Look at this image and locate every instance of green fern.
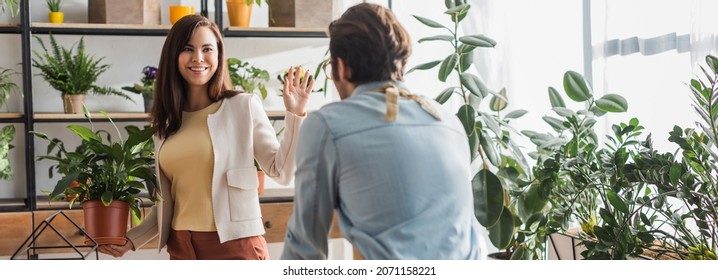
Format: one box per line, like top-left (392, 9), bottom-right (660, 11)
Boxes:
top-left (0, 68), bottom-right (20, 112)
top-left (31, 34), bottom-right (132, 101)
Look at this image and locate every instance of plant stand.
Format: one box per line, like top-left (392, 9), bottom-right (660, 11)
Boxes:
top-left (10, 211), bottom-right (98, 260)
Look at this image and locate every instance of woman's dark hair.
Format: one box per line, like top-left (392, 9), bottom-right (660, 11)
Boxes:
top-left (152, 14), bottom-right (237, 139)
top-left (328, 3), bottom-right (411, 84)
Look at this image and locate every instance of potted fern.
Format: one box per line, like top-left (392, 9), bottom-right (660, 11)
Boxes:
top-left (30, 108), bottom-right (157, 246)
top-left (31, 34), bottom-right (132, 114)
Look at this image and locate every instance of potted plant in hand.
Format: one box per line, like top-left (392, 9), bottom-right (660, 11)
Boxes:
top-left (122, 66), bottom-right (157, 113)
top-left (411, 1), bottom-right (539, 259)
top-left (30, 108), bottom-right (158, 246)
top-left (227, 57), bottom-right (270, 99)
top-left (46, 0), bottom-right (63, 24)
top-left (31, 34), bottom-right (132, 114)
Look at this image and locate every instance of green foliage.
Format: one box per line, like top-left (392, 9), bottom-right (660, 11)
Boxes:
top-left (122, 66), bottom-right (157, 99)
top-left (30, 107), bottom-right (157, 221)
top-left (524, 70), bottom-right (674, 259)
top-left (244, 0), bottom-right (268, 6)
top-left (0, 67), bottom-right (21, 112)
top-left (0, 125), bottom-right (15, 181)
top-left (46, 0), bottom-right (62, 12)
top-left (227, 57), bottom-right (270, 99)
top-left (0, 0), bottom-right (20, 17)
top-left (625, 55), bottom-right (718, 260)
top-left (31, 34), bottom-right (132, 101)
top-left (412, 0), bottom-right (539, 258)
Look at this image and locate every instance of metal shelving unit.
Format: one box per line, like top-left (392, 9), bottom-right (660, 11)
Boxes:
top-left (2, 1), bottom-right (320, 212)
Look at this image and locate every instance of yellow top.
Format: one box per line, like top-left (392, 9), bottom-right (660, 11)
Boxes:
top-left (159, 100), bottom-right (222, 232)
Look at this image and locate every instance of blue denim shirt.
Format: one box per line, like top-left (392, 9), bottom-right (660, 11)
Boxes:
top-left (281, 81), bottom-right (483, 260)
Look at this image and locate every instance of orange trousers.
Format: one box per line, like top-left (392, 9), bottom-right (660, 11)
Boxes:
top-left (167, 229), bottom-right (269, 260)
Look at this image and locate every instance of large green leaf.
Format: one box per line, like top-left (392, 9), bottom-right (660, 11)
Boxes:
top-left (406, 60), bottom-right (442, 74)
top-left (490, 88), bottom-right (508, 111)
top-left (563, 71), bottom-right (592, 102)
top-left (459, 35), bottom-right (497, 48)
top-left (460, 72), bottom-right (487, 97)
top-left (595, 94), bottom-right (628, 112)
top-left (67, 125), bottom-right (101, 142)
top-left (707, 54), bottom-right (718, 74)
top-left (456, 104), bottom-right (476, 135)
top-left (488, 206), bottom-right (515, 249)
top-left (459, 51), bottom-right (474, 73)
top-left (435, 87), bottom-right (455, 104)
top-left (548, 87), bottom-right (565, 108)
top-left (412, 15), bottom-right (448, 29)
top-left (418, 35), bottom-right (454, 43)
top-left (522, 184), bottom-right (549, 216)
top-left (468, 130), bottom-right (479, 161)
top-left (473, 169), bottom-right (504, 227)
top-left (543, 116), bottom-right (566, 132)
top-left (505, 109), bottom-right (527, 119)
top-left (439, 54), bottom-right (459, 82)
top-left (479, 132), bottom-right (499, 166)
top-left (606, 190), bottom-right (629, 214)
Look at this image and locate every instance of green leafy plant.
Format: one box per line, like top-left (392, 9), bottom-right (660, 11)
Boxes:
top-left (0, 0), bottom-right (20, 17)
top-left (522, 71), bottom-right (678, 259)
top-left (46, 0), bottom-right (62, 12)
top-left (411, 1), bottom-right (537, 259)
top-left (0, 67), bottom-right (21, 112)
top-left (122, 66), bottom-right (157, 99)
top-left (227, 57), bottom-right (270, 99)
top-left (30, 107), bottom-right (157, 220)
top-left (0, 125), bottom-right (16, 180)
top-left (625, 55), bottom-right (718, 260)
top-left (31, 34), bottom-right (132, 101)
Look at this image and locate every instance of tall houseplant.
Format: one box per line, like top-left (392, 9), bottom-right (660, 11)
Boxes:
top-left (31, 34), bottom-right (132, 114)
top-left (411, 1), bottom-right (537, 259)
top-left (30, 108), bottom-right (157, 245)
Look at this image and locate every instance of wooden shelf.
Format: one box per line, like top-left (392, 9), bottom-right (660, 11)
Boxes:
top-left (0, 113), bottom-right (24, 123)
top-left (224, 27), bottom-right (328, 38)
top-left (31, 22), bottom-right (170, 36)
top-left (34, 112), bottom-right (150, 123)
top-left (0, 23), bottom-right (21, 33)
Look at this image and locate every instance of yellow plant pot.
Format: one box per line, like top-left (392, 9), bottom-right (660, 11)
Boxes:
top-left (48, 12), bottom-right (64, 24)
top-left (226, 0), bottom-right (253, 27)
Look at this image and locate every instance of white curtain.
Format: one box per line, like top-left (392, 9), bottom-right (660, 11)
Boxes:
top-left (590, 0), bottom-right (694, 153)
top-left (690, 0), bottom-right (718, 69)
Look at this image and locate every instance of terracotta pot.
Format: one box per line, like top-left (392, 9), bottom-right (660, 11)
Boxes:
top-left (62, 94), bottom-right (86, 114)
top-left (226, 0), bottom-right (253, 27)
top-left (82, 200), bottom-right (130, 246)
top-left (49, 12), bottom-right (64, 24)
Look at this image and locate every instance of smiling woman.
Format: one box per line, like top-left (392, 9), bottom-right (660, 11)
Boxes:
top-left (96, 14), bottom-right (313, 260)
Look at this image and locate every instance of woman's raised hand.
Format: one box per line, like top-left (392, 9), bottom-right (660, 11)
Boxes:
top-left (282, 66), bottom-right (314, 116)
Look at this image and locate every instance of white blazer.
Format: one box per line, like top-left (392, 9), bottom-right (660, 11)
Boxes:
top-left (126, 93), bottom-right (304, 250)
